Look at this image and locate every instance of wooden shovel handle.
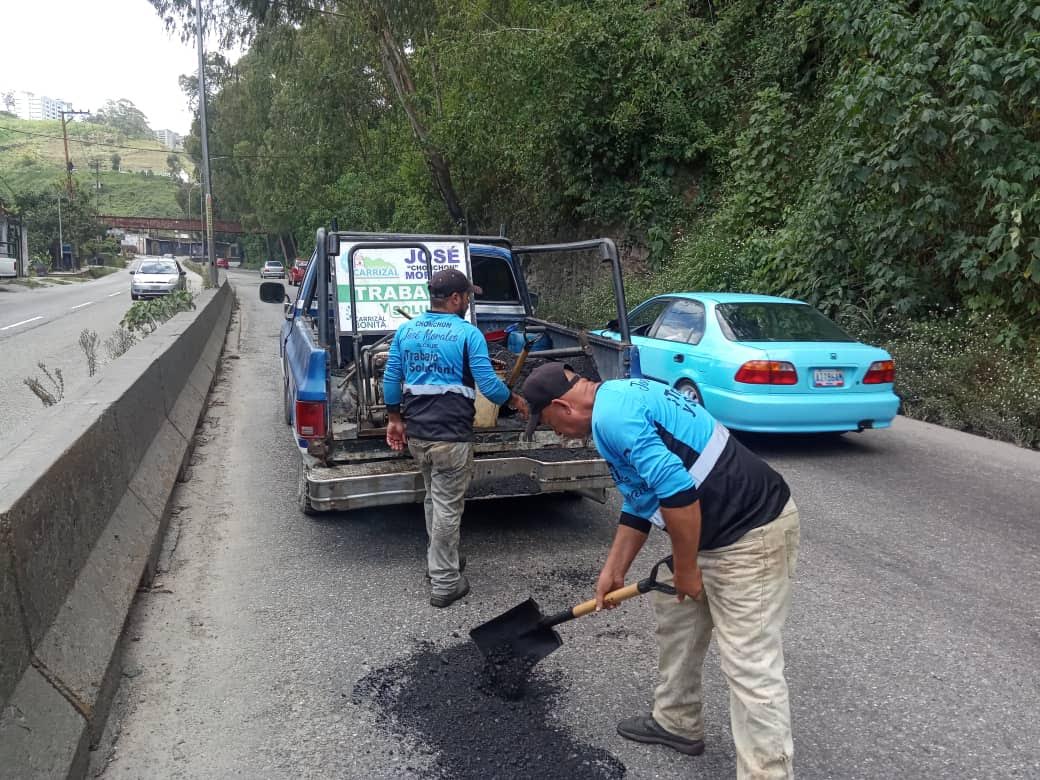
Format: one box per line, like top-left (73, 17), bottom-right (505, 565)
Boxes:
top-left (506, 343), bottom-right (533, 388)
top-left (571, 582), bottom-right (642, 618)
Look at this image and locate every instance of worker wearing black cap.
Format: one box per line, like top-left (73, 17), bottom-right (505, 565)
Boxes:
top-left (383, 268), bottom-right (528, 607)
top-left (521, 362), bottom-right (799, 779)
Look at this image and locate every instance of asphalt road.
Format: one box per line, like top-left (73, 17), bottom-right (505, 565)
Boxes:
top-left (93, 270), bottom-right (1040, 779)
top-left (0, 266), bottom-right (203, 445)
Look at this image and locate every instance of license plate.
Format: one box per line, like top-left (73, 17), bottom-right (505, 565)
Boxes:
top-left (813, 369), bottom-right (844, 387)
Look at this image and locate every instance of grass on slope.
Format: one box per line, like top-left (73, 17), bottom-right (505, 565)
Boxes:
top-left (0, 116), bottom-right (192, 218)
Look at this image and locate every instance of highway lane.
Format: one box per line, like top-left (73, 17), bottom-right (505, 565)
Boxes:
top-left (94, 273), bottom-right (1040, 779)
top-left (0, 266), bottom-right (204, 444)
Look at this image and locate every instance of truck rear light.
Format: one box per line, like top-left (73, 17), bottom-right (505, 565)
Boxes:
top-left (863, 360), bottom-right (895, 384)
top-left (735, 360), bottom-right (798, 385)
top-left (295, 401), bottom-right (326, 439)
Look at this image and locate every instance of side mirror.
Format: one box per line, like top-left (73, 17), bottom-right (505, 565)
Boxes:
top-left (528, 291), bottom-right (540, 310)
top-left (606, 318), bottom-right (619, 331)
top-left (179, 271), bottom-right (187, 276)
top-left (259, 281), bottom-right (287, 303)
top-left (128, 270), bottom-right (135, 275)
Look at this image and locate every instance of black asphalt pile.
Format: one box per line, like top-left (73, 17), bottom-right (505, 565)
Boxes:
top-left (479, 644), bottom-right (540, 701)
top-left (353, 641), bottom-right (626, 779)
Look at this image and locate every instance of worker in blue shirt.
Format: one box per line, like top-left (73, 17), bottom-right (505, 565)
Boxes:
top-left (384, 268), bottom-right (528, 608)
top-left (522, 362), bottom-right (799, 780)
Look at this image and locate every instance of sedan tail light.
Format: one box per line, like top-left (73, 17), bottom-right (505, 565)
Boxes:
top-left (295, 400), bottom-right (327, 439)
top-left (735, 360), bottom-right (798, 385)
top-left (863, 360), bottom-right (895, 384)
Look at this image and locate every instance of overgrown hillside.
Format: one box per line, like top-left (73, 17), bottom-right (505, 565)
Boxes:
top-left (0, 117), bottom-right (191, 218)
top-left (160, 0), bottom-right (1040, 445)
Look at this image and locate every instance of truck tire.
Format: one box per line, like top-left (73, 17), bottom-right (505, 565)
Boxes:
top-left (297, 467), bottom-right (317, 516)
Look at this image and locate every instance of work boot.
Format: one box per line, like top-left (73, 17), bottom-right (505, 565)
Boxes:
top-left (425, 555), bottom-right (467, 580)
top-left (617, 715), bottom-right (705, 756)
top-left (430, 575), bottom-right (470, 609)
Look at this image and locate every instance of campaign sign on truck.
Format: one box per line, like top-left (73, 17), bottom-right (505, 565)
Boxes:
top-left (334, 240), bottom-right (472, 333)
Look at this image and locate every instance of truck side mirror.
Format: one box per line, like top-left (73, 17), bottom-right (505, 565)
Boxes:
top-left (259, 281), bottom-right (286, 303)
top-left (606, 318), bottom-right (619, 331)
top-left (528, 291), bottom-right (540, 310)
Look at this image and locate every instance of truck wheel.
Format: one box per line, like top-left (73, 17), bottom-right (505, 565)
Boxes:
top-left (676, 379), bottom-right (703, 406)
top-left (297, 467), bottom-right (317, 516)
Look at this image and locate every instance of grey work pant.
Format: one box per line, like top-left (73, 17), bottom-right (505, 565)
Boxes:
top-left (407, 438), bottom-right (473, 595)
top-left (652, 499), bottom-right (801, 779)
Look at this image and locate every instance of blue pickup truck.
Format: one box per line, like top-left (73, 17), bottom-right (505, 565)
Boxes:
top-left (259, 230), bottom-right (636, 515)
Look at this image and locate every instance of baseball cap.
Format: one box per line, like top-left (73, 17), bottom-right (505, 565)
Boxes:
top-left (521, 362), bottom-right (579, 438)
top-left (428, 268), bottom-right (482, 297)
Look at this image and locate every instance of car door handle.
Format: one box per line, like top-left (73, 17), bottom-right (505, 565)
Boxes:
top-left (673, 354), bottom-right (684, 363)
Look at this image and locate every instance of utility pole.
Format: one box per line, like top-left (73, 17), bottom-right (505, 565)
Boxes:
top-left (57, 191), bottom-right (64, 270)
top-left (196, 0), bottom-right (218, 286)
top-left (59, 109), bottom-right (90, 198)
top-left (92, 159), bottom-right (102, 215)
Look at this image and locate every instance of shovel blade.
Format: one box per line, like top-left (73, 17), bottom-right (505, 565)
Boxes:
top-left (469, 597), bottom-right (563, 665)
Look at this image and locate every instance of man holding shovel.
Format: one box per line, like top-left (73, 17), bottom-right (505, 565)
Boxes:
top-left (521, 363), bottom-right (799, 779)
top-left (384, 268), bottom-right (528, 608)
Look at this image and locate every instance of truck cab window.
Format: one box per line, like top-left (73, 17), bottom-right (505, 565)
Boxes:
top-left (472, 256), bottom-right (520, 302)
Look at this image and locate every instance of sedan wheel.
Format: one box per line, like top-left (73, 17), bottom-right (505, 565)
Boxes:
top-left (676, 380), bottom-right (703, 406)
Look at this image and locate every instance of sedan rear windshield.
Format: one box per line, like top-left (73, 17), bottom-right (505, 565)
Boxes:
top-left (138, 262), bottom-right (178, 274)
top-left (716, 302), bottom-right (854, 342)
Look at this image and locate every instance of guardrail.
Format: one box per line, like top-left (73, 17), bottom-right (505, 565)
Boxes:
top-left (0, 280), bottom-right (234, 778)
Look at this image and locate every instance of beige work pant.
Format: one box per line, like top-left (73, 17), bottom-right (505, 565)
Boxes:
top-left (651, 499), bottom-right (800, 780)
top-left (407, 438), bottom-right (473, 595)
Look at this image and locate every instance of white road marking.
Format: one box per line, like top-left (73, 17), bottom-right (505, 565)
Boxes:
top-left (71, 301), bottom-right (95, 310)
top-left (0, 316), bottom-right (44, 331)
top-left (108, 291), bottom-right (124, 298)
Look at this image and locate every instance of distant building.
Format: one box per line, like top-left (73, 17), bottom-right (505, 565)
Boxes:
top-left (154, 129), bottom-right (183, 150)
top-left (13, 91), bottom-right (71, 121)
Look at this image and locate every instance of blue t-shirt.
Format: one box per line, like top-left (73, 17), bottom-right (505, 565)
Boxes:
top-left (383, 311), bottom-right (510, 441)
top-left (592, 379), bottom-right (790, 549)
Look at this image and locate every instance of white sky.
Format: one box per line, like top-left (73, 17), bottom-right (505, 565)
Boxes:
top-left (2, 0), bottom-right (240, 135)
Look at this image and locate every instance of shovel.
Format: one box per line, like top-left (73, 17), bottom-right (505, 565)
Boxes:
top-left (470, 556), bottom-right (676, 671)
top-left (505, 332), bottom-right (540, 389)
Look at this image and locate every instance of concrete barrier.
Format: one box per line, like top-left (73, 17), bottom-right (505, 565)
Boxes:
top-left (0, 280), bottom-right (234, 778)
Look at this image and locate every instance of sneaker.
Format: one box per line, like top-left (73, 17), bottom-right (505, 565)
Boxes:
top-left (425, 554), bottom-right (467, 580)
top-left (430, 575), bottom-right (470, 608)
top-left (617, 715), bottom-right (705, 756)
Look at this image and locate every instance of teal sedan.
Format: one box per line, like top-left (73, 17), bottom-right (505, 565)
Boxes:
top-left (600, 293), bottom-right (900, 434)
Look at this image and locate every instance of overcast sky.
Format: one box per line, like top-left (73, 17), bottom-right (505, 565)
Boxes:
top-left (3, 0), bottom-right (239, 134)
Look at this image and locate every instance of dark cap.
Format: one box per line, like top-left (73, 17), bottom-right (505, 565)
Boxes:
top-left (521, 362), bottom-right (578, 438)
top-left (428, 268), bottom-right (481, 298)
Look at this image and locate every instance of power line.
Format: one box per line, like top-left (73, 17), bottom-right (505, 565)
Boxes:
top-left (0, 123), bottom-right (298, 161)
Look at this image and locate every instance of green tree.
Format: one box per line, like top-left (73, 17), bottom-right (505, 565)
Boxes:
top-left (95, 98), bottom-right (153, 138)
top-left (110, 152), bottom-right (121, 172)
top-left (16, 183), bottom-right (100, 265)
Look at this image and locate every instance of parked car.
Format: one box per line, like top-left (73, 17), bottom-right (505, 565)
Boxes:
top-left (288, 257), bottom-right (308, 286)
top-left (216, 257), bottom-right (229, 269)
top-left (599, 292), bottom-right (900, 434)
top-left (130, 258), bottom-right (187, 300)
top-left (260, 260), bottom-right (285, 279)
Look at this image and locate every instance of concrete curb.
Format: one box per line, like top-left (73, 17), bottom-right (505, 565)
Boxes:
top-left (0, 280), bottom-right (234, 778)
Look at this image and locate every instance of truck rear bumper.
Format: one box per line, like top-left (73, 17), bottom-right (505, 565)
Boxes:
top-left (306, 451), bottom-right (613, 512)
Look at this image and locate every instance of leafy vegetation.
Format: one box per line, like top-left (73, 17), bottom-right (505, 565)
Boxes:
top-left (121, 290), bottom-right (197, 335)
top-left (153, 0), bottom-right (1040, 445)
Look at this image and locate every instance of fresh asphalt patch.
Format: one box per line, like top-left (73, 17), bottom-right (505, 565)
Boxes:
top-left (353, 640), bottom-right (626, 779)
